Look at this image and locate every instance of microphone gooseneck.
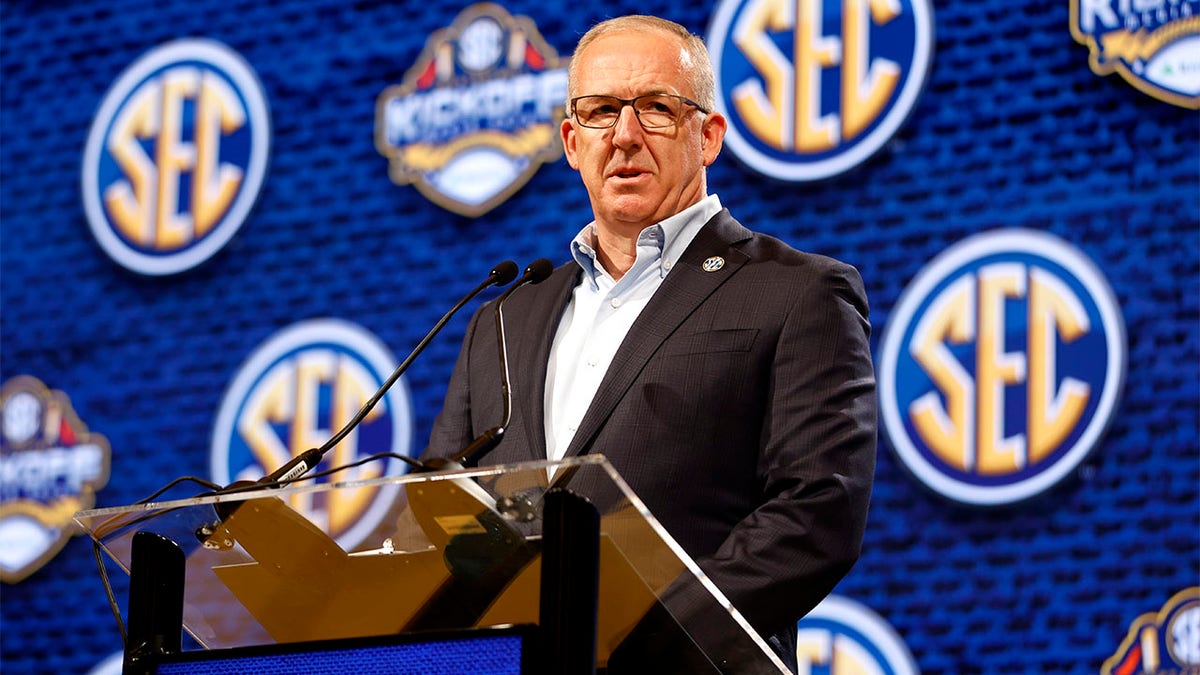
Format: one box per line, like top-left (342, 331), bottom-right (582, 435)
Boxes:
top-left (218, 260), bottom-right (520, 494)
top-left (447, 258), bottom-right (554, 469)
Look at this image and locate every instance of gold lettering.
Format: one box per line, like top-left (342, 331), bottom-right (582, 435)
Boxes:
top-left (732, 0), bottom-right (795, 150)
top-left (975, 264), bottom-right (1027, 475)
top-left (104, 85), bottom-right (160, 245)
top-left (155, 68), bottom-right (199, 251)
top-left (236, 364), bottom-right (296, 485)
top-left (794, 0), bottom-right (841, 151)
top-left (1028, 269), bottom-right (1091, 462)
top-left (842, 0), bottom-right (901, 139)
top-left (327, 358), bottom-right (385, 532)
top-left (909, 277), bottom-right (975, 470)
top-left (192, 72), bottom-right (244, 237)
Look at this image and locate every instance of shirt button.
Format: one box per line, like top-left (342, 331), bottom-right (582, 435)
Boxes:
top-left (664, 260), bottom-right (674, 270)
top-left (611, 297), bottom-right (622, 308)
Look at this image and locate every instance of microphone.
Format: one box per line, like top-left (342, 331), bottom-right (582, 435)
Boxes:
top-left (218, 260), bottom-right (520, 494)
top-left (425, 258), bottom-right (554, 471)
top-left (401, 259), bottom-right (554, 627)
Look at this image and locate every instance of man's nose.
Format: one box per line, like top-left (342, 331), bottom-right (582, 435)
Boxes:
top-left (611, 105), bottom-right (644, 147)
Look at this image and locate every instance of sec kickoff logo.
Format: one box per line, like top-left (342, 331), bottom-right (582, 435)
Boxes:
top-left (0, 376), bottom-right (110, 583)
top-left (1070, 0), bottom-right (1200, 109)
top-left (82, 39), bottom-right (270, 275)
top-left (879, 229), bottom-right (1127, 506)
top-left (375, 3), bottom-right (568, 217)
top-left (797, 595), bottom-right (919, 675)
top-left (1103, 587), bottom-right (1200, 674)
top-left (707, 0), bottom-right (934, 182)
top-left (211, 319), bottom-right (413, 550)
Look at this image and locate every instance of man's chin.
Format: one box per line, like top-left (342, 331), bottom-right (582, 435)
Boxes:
top-left (598, 205), bottom-right (660, 231)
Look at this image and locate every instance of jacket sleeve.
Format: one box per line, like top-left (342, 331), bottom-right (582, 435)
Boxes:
top-left (422, 303), bottom-right (486, 461)
top-left (697, 258), bottom-right (877, 632)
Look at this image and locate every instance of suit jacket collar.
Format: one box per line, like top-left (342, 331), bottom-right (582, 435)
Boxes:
top-left (561, 209), bottom-right (753, 458)
top-left (504, 209), bottom-right (753, 461)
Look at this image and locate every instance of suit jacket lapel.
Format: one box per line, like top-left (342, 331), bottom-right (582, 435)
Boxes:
top-left (509, 263), bottom-right (579, 461)
top-left (563, 211), bottom-right (754, 458)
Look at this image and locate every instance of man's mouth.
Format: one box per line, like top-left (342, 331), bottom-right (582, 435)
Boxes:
top-left (611, 168), bottom-right (646, 179)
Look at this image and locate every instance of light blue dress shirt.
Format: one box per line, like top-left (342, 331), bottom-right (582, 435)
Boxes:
top-left (543, 194), bottom-right (724, 461)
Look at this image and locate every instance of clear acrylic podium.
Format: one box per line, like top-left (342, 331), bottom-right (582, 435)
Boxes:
top-left (75, 455), bottom-right (788, 674)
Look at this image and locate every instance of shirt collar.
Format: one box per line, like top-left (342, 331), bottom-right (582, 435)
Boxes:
top-left (570, 194), bottom-right (723, 288)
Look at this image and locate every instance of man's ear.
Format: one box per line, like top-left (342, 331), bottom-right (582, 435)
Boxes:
top-left (561, 117), bottom-right (580, 170)
top-left (700, 111), bottom-right (727, 167)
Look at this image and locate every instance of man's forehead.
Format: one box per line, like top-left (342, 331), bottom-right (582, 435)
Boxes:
top-left (575, 33), bottom-right (694, 85)
top-left (582, 30), bottom-right (690, 64)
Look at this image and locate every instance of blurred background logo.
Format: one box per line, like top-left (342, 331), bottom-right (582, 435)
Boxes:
top-left (375, 3), bottom-right (568, 217)
top-left (707, 0), bottom-right (934, 181)
top-left (210, 319), bottom-right (413, 550)
top-left (879, 229), bottom-right (1127, 506)
top-left (0, 376), bottom-right (110, 582)
top-left (81, 39), bottom-right (271, 276)
top-left (1070, 0), bottom-right (1200, 109)
top-left (797, 594), bottom-right (919, 675)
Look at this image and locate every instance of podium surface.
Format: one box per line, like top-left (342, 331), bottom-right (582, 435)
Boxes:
top-left (75, 455), bottom-right (789, 673)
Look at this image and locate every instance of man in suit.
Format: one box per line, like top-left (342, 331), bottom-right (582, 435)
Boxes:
top-left (424, 14), bottom-right (876, 672)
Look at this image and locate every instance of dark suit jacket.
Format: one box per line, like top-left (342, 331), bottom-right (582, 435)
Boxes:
top-left (424, 209), bottom-right (877, 672)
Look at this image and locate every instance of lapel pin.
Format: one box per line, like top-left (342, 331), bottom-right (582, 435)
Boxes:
top-left (702, 256), bottom-right (725, 272)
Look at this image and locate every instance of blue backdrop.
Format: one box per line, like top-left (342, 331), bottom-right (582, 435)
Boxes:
top-left (2, 0), bottom-right (1197, 672)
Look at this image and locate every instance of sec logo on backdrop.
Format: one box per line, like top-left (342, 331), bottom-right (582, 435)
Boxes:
top-left (797, 595), bottom-right (918, 674)
top-left (707, 0), bottom-right (934, 181)
top-left (878, 229), bottom-right (1126, 506)
top-left (82, 39), bottom-right (270, 275)
top-left (1103, 587), bottom-right (1200, 674)
top-left (1070, 0), bottom-right (1200, 109)
top-left (211, 319), bottom-right (413, 550)
top-left (0, 376), bottom-right (110, 583)
top-left (375, 3), bottom-right (567, 217)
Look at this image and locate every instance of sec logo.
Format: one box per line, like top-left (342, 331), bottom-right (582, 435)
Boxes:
top-left (707, 0), bottom-right (934, 182)
top-left (798, 595), bottom-right (919, 674)
top-left (375, 4), bottom-right (567, 217)
top-left (0, 376), bottom-right (110, 583)
top-left (878, 229), bottom-right (1126, 506)
top-left (211, 319), bottom-right (413, 550)
top-left (1103, 588), bottom-right (1200, 674)
top-left (81, 39), bottom-right (270, 275)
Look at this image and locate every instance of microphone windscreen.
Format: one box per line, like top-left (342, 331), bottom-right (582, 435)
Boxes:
top-left (491, 260), bottom-right (519, 285)
top-left (526, 258), bottom-right (554, 283)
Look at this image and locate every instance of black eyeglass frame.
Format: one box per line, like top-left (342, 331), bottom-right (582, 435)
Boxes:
top-left (569, 94), bottom-right (710, 129)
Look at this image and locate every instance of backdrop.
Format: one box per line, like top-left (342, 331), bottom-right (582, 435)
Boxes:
top-left (2, 0), bottom-right (1197, 672)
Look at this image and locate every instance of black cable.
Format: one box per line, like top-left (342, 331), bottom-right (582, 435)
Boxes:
top-left (212, 451), bottom-right (426, 496)
top-left (293, 452), bottom-right (426, 484)
top-left (93, 539), bottom-right (127, 647)
top-left (88, 453), bottom-right (423, 643)
top-left (135, 475), bottom-right (223, 505)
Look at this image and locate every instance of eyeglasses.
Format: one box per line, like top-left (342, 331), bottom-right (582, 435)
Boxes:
top-left (570, 94), bottom-right (709, 129)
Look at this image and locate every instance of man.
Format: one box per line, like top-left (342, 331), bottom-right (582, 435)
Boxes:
top-left (424, 15), bottom-right (876, 672)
